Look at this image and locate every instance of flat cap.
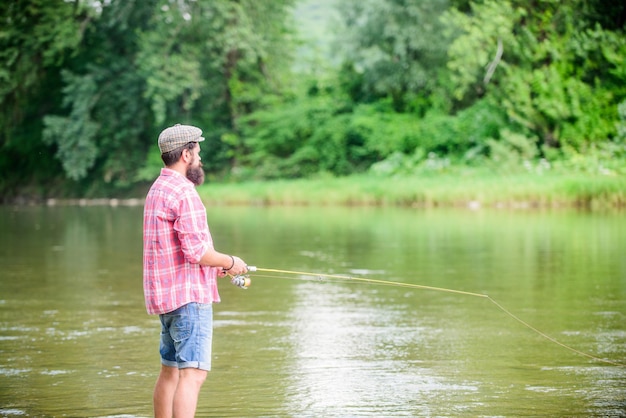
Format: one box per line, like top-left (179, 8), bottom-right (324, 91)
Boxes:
top-left (158, 124), bottom-right (205, 154)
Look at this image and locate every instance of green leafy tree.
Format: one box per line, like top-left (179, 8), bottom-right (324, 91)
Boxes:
top-left (136, 0), bottom-right (296, 177)
top-left (335, 0), bottom-right (451, 112)
top-left (442, 0), bottom-right (518, 102)
top-left (42, 70), bottom-right (99, 181)
top-left (2, 0), bottom-right (295, 197)
top-left (0, 0), bottom-right (93, 196)
top-left (41, 0), bottom-right (156, 192)
top-left (444, 0), bottom-right (626, 158)
top-left (0, 0), bottom-right (89, 132)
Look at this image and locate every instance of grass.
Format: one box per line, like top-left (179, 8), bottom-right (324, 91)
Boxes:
top-left (198, 169), bottom-right (626, 210)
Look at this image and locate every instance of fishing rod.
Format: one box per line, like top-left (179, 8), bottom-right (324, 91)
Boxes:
top-left (230, 266), bottom-right (624, 368)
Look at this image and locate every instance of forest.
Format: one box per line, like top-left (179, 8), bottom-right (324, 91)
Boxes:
top-left (1, 0), bottom-right (625, 201)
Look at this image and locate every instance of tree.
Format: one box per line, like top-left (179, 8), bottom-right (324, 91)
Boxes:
top-left (2, 0), bottom-right (295, 197)
top-left (335, 0), bottom-right (451, 112)
top-left (42, 0), bottom-right (157, 191)
top-left (0, 0), bottom-right (92, 196)
top-left (444, 0), bottom-right (626, 154)
top-left (136, 0), bottom-right (296, 176)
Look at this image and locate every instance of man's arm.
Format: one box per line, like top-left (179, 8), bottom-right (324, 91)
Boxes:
top-left (198, 247), bottom-right (248, 275)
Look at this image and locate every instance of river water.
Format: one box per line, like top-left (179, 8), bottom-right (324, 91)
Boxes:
top-left (0, 204), bottom-right (624, 417)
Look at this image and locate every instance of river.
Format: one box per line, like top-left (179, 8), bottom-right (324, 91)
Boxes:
top-left (1, 204), bottom-right (624, 417)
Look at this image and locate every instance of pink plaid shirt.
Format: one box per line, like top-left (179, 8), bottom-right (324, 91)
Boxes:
top-left (143, 168), bottom-right (220, 315)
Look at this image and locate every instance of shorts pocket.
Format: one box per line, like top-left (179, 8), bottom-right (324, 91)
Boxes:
top-left (170, 310), bottom-right (191, 342)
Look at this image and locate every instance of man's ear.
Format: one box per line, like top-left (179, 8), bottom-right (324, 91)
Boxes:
top-left (181, 148), bottom-right (191, 163)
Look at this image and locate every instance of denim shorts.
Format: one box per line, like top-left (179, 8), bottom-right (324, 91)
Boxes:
top-left (159, 302), bottom-right (213, 371)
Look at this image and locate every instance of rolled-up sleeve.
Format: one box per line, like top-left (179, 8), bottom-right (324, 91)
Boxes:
top-left (175, 192), bottom-right (212, 264)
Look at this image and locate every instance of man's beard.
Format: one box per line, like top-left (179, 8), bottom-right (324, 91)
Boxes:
top-left (186, 164), bottom-right (205, 186)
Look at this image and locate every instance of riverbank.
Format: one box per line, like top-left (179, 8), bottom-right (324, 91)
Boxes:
top-left (4, 170), bottom-right (624, 210)
top-left (198, 171), bottom-right (626, 209)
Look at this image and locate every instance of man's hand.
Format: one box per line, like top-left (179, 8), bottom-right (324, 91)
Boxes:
top-left (224, 255), bottom-right (248, 276)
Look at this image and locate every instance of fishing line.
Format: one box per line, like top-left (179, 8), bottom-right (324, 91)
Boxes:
top-left (239, 266), bottom-right (624, 367)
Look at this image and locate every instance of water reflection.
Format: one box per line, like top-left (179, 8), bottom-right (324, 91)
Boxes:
top-left (286, 282), bottom-right (480, 416)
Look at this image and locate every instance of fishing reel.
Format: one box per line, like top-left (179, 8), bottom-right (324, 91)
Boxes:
top-left (230, 266), bottom-right (256, 289)
top-left (230, 275), bottom-right (251, 289)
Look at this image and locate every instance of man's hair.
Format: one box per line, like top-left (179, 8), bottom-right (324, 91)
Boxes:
top-left (161, 142), bottom-right (197, 166)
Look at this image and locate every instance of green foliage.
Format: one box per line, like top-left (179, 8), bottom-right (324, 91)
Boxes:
top-left (1, 0), bottom-right (296, 197)
top-left (0, 0), bottom-right (89, 118)
top-left (336, 0), bottom-right (451, 110)
top-left (549, 100), bottom-right (626, 176)
top-left (39, 1), bottom-right (158, 191)
top-left (485, 130), bottom-right (539, 173)
top-left (1, 0), bottom-right (625, 199)
top-left (617, 101), bottom-right (626, 143)
top-left (443, 0), bottom-right (519, 101)
top-left (0, 0), bottom-right (94, 196)
top-left (42, 61), bottom-right (150, 185)
top-left (240, 95), bottom-right (513, 179)
top-left (240, 95), bottom-right (348, 179)
top-left (241, 96), bottom-right (414, 179)
top-left (136, 0), bottom-right (296, 174)
top-left (137, 0), bottom-right (295, 124)
top-left (42, 70), bottom-right (100, 180)
top-left (135, 146), bottom-right (164, 183)
top-left (368, 99), bottom-right (512, 175)
top-left (443, 0), bottom-right (626, 160)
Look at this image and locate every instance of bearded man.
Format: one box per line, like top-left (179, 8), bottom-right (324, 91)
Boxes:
top-left (143, 124), bottom-right (249, 417)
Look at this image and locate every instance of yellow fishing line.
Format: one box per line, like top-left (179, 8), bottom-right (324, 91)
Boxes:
top-left (251, 267), bottom-right (625, 368)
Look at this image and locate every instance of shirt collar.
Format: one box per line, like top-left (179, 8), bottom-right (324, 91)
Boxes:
top-left (161, 167), bottom-right (193, 184)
